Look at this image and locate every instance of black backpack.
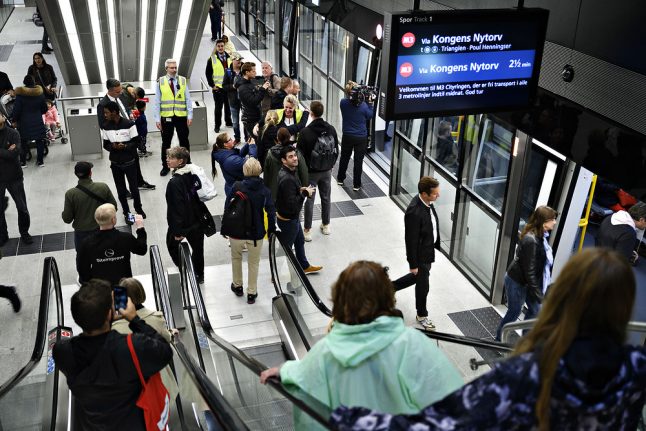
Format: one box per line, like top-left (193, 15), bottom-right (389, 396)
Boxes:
top-left (310, 131), bottom-right (338, 171)
top-left (220, 183), bottom-right (255, 241)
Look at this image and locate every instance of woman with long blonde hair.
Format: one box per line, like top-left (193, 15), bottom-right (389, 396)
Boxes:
top-left (331, 248), bottom-right (646, 429)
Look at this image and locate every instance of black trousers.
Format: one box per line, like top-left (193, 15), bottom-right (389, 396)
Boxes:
top-left (161, 116), bottom-right (190, 169)
top-left (0, 180), bottom-right (30, 239)
top-left (110, 163), bottom-right (142, 215)
top-left (74, 229), bottom-right (95, 277)
top-left (392, 263), bottom-right (431, 317)
top-left (212, 90), bottom-right (232, 130)
top-left (166, 228), bottom-right (205, 278)
top-left (337, 134), bottom-right (367, 188)
top-left (209, 9), bottom-right (222, 40)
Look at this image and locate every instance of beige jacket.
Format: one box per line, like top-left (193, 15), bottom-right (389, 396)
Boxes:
top-left (112, 307), bottom-right (179, 401)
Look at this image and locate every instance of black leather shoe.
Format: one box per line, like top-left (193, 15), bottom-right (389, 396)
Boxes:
top-left (138, 181), bottom-right (156, 190)
top-left (20, 233), bottom-right (34, 245)
top-left (247, 293), bottom-right (257, 304)
top-left (230, 283), bottom-right (243, 297)
top-left (160, 167), bottom-right (170, 176)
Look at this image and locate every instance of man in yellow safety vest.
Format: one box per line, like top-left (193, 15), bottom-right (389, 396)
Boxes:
top-left (205, 39), bottom-right (232, 134)
top-left (154, 58), bottom-right (193, 176)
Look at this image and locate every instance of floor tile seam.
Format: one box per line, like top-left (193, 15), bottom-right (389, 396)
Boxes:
top-left (468, 308), bottom-right (497, 339)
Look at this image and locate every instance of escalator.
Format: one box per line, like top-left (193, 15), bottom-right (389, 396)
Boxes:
top-left (0, 257), bottom-right (70, 430)
top-left (150, 243), bottom-right (334, 430)
top-left (164, 235), bottom-right (516, 430)
top-left (0, 255), bottom-right (259, 430)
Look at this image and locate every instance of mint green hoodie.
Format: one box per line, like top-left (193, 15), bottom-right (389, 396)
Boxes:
top-left (280, 316), bottom-right (463, 430)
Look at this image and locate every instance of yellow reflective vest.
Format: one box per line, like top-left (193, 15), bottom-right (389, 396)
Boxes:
top-left (210, 55), bottom-right (231, 88)
top-left (159, 76), bottom-right (187, 117)
top-left (276, 108), bottom-right (303, 125)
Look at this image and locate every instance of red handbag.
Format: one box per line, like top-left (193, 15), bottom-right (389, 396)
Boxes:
top-left (127, 334), bottom-right (170, 431)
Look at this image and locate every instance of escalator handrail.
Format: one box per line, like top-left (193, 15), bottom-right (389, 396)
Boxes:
top-left (178, 242), bottom-right (213, 333)
top-left (418, 329), bottom-right (514, 352)
top-left (176, 242), bottom-right (334, 429)
top-left (149, 245), bottom-right (176, 329)
top-left (268, 233), bottom-right (332, 317)
top-left (173, 340), bottom-right (250, 431)
top-left (0, 257), bottom-right (64, 397)
top-left (150, 245), bottom-right (250, 431)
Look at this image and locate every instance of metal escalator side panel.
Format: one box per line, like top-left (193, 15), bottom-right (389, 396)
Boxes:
top-left (272, 294), bottom-right (313, 360)
top-left (44, 326), bottom-right (73, 431)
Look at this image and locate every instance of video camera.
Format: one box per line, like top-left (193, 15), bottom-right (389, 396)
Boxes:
top-left (349, 84), bottom-right (378, 106)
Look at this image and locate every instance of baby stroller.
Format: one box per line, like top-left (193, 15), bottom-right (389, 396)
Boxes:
top-left (46, 122), bottom-right (68, 145)
top-left (23, 138), bottom-right (49, 162)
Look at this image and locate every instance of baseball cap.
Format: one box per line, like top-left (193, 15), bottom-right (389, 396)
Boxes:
top-left (74, 161), bottom-right (93, 177)
top-left (231, 52), bottom-right (244, 61)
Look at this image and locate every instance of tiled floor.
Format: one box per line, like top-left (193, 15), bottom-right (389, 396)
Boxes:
top-left (0, 8), bottom-right (500, 389)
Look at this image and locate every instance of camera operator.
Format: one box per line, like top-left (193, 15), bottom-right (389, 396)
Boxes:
top-left (337, 81), bottom-right (374, 191)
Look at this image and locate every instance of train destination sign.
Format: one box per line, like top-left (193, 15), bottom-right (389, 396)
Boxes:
top-left (379, 8), bottom-right (549, 120)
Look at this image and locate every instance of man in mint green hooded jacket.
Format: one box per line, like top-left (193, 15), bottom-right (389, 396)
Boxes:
top-left (260, 261), bottom-right (463, 430)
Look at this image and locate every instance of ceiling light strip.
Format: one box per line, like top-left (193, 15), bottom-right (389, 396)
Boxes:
top-left (150, 0), bottom-right (166, 81)
top-left (138, 0), bottom-right (148, 82)
top-left (58, 0), bottom-right (89, 84)
top-left (107, 0), bottom-right (119, 79)
top-left (172, 0), bottom-right (192, 68)
top-left (87, 0), bottom-right (107, 83)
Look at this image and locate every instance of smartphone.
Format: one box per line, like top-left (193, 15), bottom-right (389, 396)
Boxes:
top-left (127, 213), bottom-right (135, 224)
top-left (113, 286), bottom-right (128, 312)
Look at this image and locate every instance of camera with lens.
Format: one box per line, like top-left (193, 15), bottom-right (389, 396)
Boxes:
top-left (349, 84), bottom-right (378, 106)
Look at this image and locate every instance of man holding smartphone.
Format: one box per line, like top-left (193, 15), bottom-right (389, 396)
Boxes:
top-left (78, 203), bottom-right (147, 285)
top-left (275, 145), bottom-right (322, 274)
top-left (53, 279), bottom-right (172, 429)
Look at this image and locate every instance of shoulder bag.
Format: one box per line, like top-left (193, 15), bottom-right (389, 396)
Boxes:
top-left (76, 184), bottom-right (109, 204)
top-left (127, 333), bottom-right (171, 431)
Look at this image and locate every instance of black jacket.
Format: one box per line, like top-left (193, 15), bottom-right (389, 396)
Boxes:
top-left (275, 166), bottom-right (307, 220)
top-left (53, 317), bottom-right (172, 431)
top-left (78, 228), bottom-right (148, 284)
top-left (237, 77), bottom-right (266, 124)
top-left (12, 85), bottom-right (47, 140)
top-left (166, 168), bottom-right (201, 237)
top-left (27, 63), bottom-right (57, 99)
top-left (507, 233), bottom-right (546, 302)
top-left (222, 67), bottom-right (242, 109)
top-left (259, 124), bottom-right (278, 167)
top-left (596, 214), bottom-right (637, 261)
top-left (230, 177), bottom-right (277, 240)
top-left (403, 195), bottom-right (440, 269)
top-left (298, 118), bottom-right (339, 173)
top-left (0, 126), bottom-right (22, 183)
top-left (101, 118), bottom-right (140, 166)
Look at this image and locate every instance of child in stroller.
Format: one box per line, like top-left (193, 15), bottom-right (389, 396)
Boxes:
top-left (42, 99), bottom-right (67, 144)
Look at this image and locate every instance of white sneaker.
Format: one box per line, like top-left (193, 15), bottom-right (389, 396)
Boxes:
top-left (303, 230), bottom-right (312, 242)
top-left (416, 315), bottom-right (436, 331)
top-left (320, 224), bottom-right (330, 235)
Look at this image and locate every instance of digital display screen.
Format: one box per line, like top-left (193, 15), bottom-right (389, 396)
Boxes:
top-left (379, 9), bottom-right (549, 120)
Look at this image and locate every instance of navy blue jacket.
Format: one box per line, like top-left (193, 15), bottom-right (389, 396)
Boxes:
top-left (12, 85), bottom-right (47, 140)
top-left (230, 176), bottom-right (276, 240)
top-left (213, 143), bottom-right (258, 200)
top-left (339, 98), bottom-right (373, 137)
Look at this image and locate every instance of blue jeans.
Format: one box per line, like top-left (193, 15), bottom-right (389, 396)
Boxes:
top-left (230, 105), bottom-right (241, 141)
top-left (495, 274), bottom-right (541, 341)
top-left (276, 218), bottom-right (310, 270)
